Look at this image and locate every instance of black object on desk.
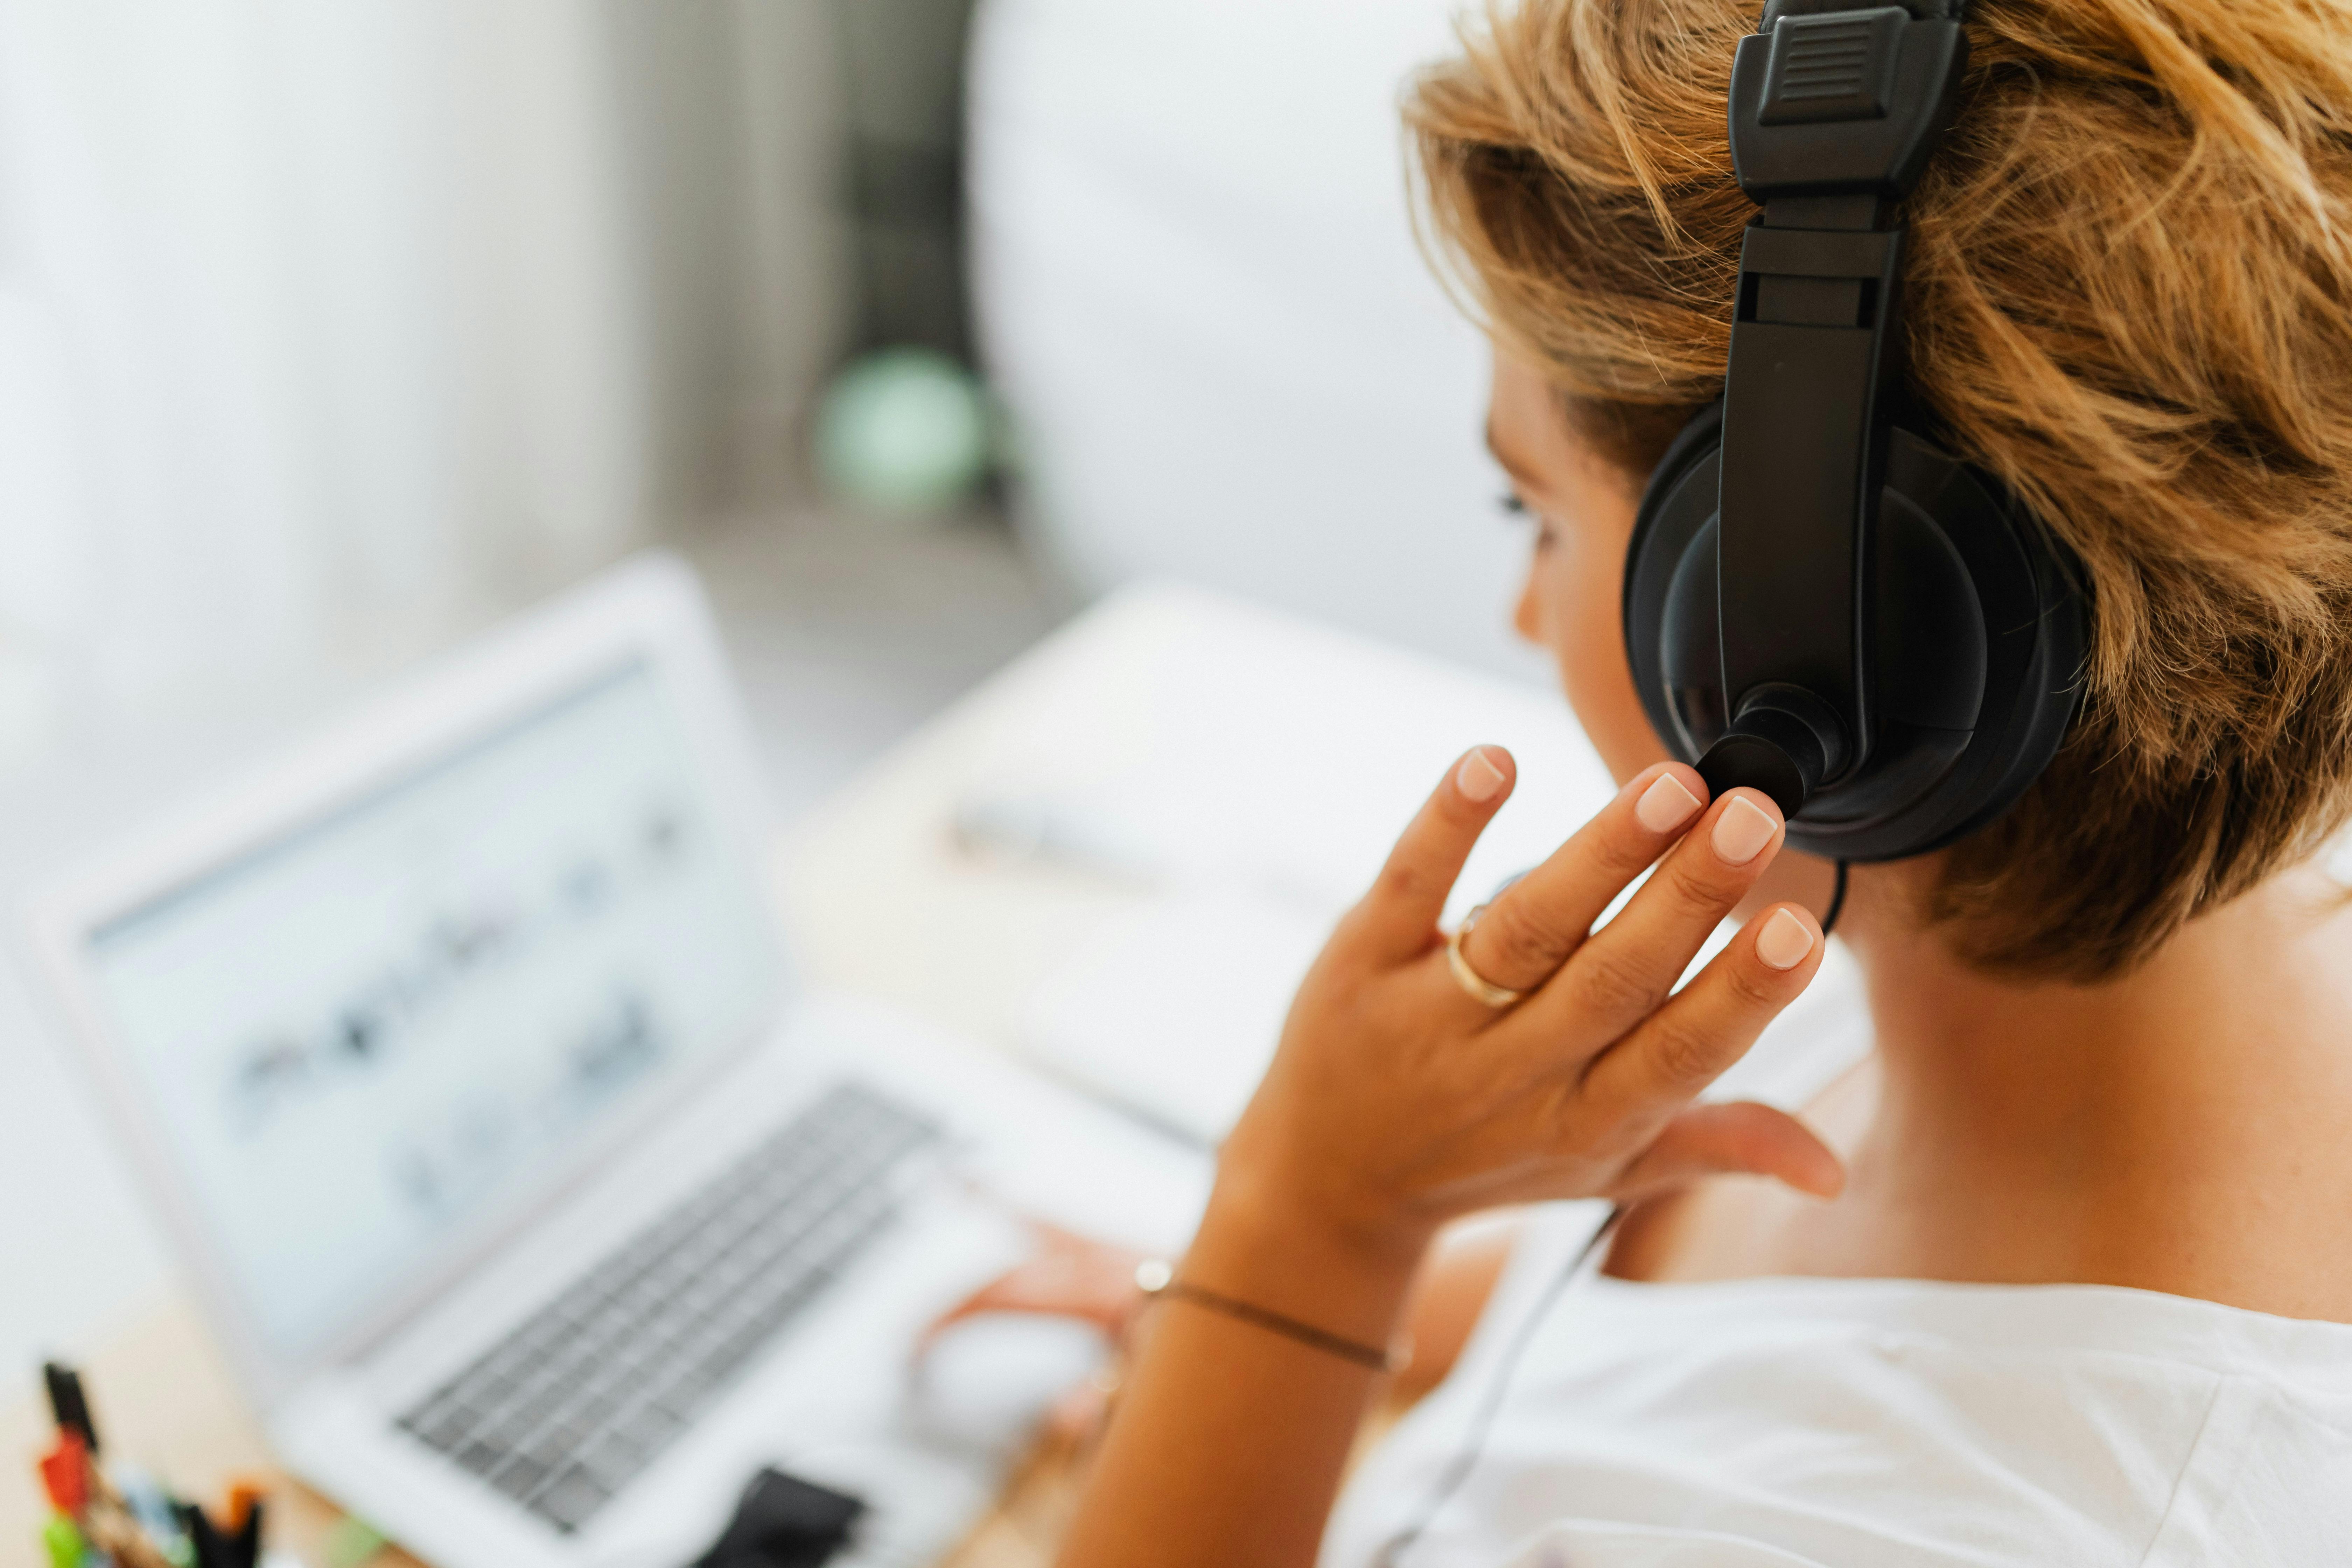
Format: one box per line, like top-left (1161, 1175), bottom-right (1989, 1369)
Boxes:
top-left (688, 1468), bottom-right (866, 1568)
top-left (44, 1361), bottom-right (100, 1454)
top-left (178, 1499), bottom-right (265, 1568)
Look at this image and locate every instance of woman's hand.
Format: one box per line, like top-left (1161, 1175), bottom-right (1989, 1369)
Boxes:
top-left (924, 1222), bottom-right (1149, 1345)
top-left (1057, 752), bottom-right (1835, 1568)
top-left (1210, 750), bottom-right (1839, 1284)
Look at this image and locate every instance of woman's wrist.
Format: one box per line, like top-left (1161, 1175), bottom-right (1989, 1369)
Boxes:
top-left (1180, 1161), bottom-right (1432, 1354)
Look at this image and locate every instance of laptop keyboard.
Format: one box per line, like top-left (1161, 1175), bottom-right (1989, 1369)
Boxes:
top-left (396, 1081), bottom-right (943, 1533)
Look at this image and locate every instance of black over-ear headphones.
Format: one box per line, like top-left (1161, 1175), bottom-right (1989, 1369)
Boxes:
top-left (1623, 0), bottom-right (2087, 863)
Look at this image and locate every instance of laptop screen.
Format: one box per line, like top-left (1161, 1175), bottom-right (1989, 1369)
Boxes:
top-left (83, 658), bottom-right (785, 1361)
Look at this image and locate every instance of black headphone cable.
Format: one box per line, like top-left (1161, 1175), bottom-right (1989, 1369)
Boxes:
top-left (1375, 840), bottom-right (1847, 1561)
top-left (1372, 1205), bottom-right (1626, 1567)
top-left (1376, 855), bottom-right (1847, 1562)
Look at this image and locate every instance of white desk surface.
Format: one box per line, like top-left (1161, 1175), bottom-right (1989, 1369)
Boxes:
top-left (1, 582), bottom-right (1596, 1566)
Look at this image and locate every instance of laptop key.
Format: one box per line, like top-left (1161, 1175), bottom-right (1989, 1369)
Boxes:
top-left (530, 1464), bottom-right (610, 1533)
top-left (488, 1452), bottom-right (551, 1501)
top-left (615, 1402), bottom-right (685, 1450)
top-left (454, 1439), bottom-right (505, 1478)
top-left (577, 1432), bottom-right (644, 1489)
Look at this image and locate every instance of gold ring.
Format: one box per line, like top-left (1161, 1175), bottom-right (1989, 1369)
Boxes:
top-left (1445, 903), bottom-right (1525, 1009)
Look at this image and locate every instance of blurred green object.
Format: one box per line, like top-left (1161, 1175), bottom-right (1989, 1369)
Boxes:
top-left (813, 347), bottom-right (992, 517)
top-left (320, 1514), bottom-right (388, 1568)
top-left (41, 1513), bottom-right (82, 1568)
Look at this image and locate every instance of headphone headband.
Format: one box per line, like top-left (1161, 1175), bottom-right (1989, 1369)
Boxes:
top-left (1700, 1), bottom-right (1970, 813)
top-left (1733, 2), bottom-right (1968, 206)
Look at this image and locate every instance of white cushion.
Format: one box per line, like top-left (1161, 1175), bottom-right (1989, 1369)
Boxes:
top-left (968, 0), bottom-right (1548, 678)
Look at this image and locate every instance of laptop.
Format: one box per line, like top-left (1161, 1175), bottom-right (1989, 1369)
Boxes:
top-left (22, 553), bottom-right (1208, 1567)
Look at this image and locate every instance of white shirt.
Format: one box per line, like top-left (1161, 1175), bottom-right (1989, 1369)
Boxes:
top-left (1323, 948), bottom-right (2352, 1566)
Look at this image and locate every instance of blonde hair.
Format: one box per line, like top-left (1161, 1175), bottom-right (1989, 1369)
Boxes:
top-left (1410, 0), bottom-right (2352, 981)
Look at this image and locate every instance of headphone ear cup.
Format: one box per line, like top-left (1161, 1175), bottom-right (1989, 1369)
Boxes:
top-left (1624, 408), bottom-right (2085, 862)
top-left (1625, 404), bottom-right (1728, 769)
top-left (1861, 429), bottom-right (2086, 858)
top-left (1659, 517), bottom-right (1726, 756)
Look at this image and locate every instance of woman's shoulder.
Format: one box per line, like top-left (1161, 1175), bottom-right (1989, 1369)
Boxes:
top-left (1330, 1272), bottom-right (2352, 1568)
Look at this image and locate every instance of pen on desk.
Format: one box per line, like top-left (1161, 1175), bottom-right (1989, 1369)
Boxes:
top-left (182, 1500), bottom-right (231, 1568)
top-left (224, 1482), bottom-right (266, 1568)
top-left (35, 1430), bottom-right (89, 1515)
top-left (231, 1499), bottom-right (266, 1568)
top-left (41, 1514), bottom-right (84, 1568)
top-left (176, 1492), bottom-right (265, 1568)
top-left (83, 1487), bottom-right (174, 1568)
top-left (115, 1465), bottom-right (188, 1549)
top-left (226, 1478), bottom-right (266, 1533)
top-left (34, 1441), bottom-right (92, 1568)
top-left (43, 1361), bottom-right (99, 1453)
top-left (32, 1360), bottom-right (183, 1568)
top-left (180, 1500), bottom-right (216, 1567)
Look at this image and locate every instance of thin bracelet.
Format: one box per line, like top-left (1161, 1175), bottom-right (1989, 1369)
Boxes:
top-left (1134, 1260), bottom-right (1409, 1373)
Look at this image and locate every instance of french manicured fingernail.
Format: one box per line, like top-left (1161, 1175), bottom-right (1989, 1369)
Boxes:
top-left (1634, 773), bottom-right (1703, 833)
top-left (1757, 909), bottom-right (1816, 971)
top-left (1712, 795), bottom-right (1779, 865)
top-left (1457, 747), bottom-right (1507, 803)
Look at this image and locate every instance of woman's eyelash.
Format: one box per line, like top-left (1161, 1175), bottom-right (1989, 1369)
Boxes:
top-left (1497, 492), bottom-right (1529, 516)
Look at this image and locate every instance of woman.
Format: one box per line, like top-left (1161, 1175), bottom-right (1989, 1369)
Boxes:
top-left (981, 0), bottom-right (2352, 1561)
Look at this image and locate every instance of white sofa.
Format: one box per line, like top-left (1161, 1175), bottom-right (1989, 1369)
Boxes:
top-left (967, 0), bottom-right (1549, 679)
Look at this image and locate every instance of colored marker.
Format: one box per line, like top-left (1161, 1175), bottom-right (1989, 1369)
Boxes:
top-left (42, 1363), bottom-right (98, 1453)
top-left (41, 1514), bottom-right (84, 1568)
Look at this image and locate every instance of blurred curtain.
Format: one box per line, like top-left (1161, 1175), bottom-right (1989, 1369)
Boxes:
top-left (0, 1), bottom-right (846, 774)
top-left (0, 0), bottom-right (649, 763)
top-left (0, 0), bottom-right (851, 1386)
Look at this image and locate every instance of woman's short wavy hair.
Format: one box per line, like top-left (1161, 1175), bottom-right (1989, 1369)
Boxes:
top-left (1409, 0), bottom-right (2352, 981)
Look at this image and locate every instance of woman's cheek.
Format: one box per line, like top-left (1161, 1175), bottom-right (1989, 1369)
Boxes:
top-left (1540, 532), bottom-right (1674, 788)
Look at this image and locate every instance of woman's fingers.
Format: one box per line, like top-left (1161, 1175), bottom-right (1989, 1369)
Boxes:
top-left (1343, 746), bottom-right (1517, 964)
top-left (1577, 900), bottom-right (1826, 1121)
top-left (1511, 786), bottom-right (1788, 1046)
top-left (1454, 762), bottom-right (1709, 995)
top-left (917, 1231), bottom-right (1147, 1349)
top-left (1612, 1100), bottom-right (1845, 1200)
